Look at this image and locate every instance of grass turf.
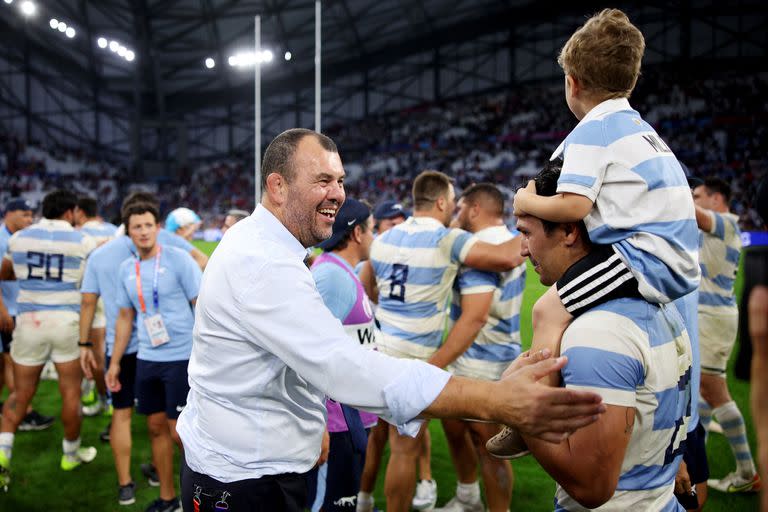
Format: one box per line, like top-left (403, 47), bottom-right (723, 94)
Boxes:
top-left (0, 242), bottom-right (759, 510)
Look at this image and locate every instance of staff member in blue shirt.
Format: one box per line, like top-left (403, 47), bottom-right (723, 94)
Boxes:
top-left (79, 224), bottom-right (143, 506)
top-left (176, 128), bottom-right (606, 512)
top-left (107, 201), bottom-right (202, 512)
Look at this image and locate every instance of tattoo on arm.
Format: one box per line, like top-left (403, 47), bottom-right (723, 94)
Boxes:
top-left (625, 408), bottom-right (635, 434)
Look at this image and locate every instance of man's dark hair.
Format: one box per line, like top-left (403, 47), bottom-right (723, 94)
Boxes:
top-left (462, 183), bottom-right (505, 217)
top-left (77, 196), bottom-right (99, 218)
top-left (413, 170), bottom-right (453, 211)
top-left (42, 189), bottom-right (78, 220)
top-left (261, 128), bottom-right (338, 192)
top-left (329, 200), bottom-right (373, 252)
top-left (532, 159), bottom-right (590, 243)
top-left (121, 202), bottom-right (160, 229)
top-left (703, 176), bottom-right (731, 203)
top-left (122, 190), bottom-right (159, 211)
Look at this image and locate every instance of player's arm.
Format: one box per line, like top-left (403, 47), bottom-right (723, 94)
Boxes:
top-left (522, 404), bottom-right (632, 508)
top-left (693, 205), bottom-right (714, 233)
top-left (514, 180), bottom-right (593, 222)
top-left (189, 247), bottom-right (209, 271)
top-left (462, 235), bottom-right (525, 272)
top-left (428, 290), bottom-right (493, 369)
top-left (359, 259), bottom-right (379, 304)
top-left (79, 292), bottom-right (100, 378)
top-left (0, 257), bottom-right (15, 281)
top-left (106, 307), bottom-right (135, 392)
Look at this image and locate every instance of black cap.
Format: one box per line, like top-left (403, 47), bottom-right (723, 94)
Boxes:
top-left (4, 198), bottom-right (34, 215)
top-left (317, 199), bottom-right (371, 250)
top-left (374, 200), bottom-right (409, 220)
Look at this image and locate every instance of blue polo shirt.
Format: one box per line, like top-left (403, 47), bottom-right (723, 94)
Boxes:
top-left (115, 245), bottom-right (201, 362)
top-left (81, 237), bottom-right (139, 356)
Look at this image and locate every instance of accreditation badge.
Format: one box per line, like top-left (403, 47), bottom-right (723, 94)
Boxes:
top-left (145, 314), bottom-right (171, 347)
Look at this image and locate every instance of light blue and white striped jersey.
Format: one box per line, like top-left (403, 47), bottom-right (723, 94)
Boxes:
top-left (0, 224), bottom-right (20, 316)
top-left (370, 216), bottom-right (477, 360)
top-left (698, 210), bottom-right (741, 312)
top-left (552, 98), bottom-right (700, 304)
top-left (448, 226), bottom-right (525, 380)
top-left (5, 219), bottom-right (98, 314)
top-left (80, 219), bottom-right (118, 245)
top-left (80, 237), bottom-right (139, 356)
top-left (555, 298), bottom-right (692, 512)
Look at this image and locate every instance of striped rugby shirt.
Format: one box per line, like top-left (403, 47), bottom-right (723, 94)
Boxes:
top-left (6, 219), bottom-right (97, 314)
top-left (370, 216), bottom-right (477, 360)
top-left (80, 219), bottom-right (118, 245)
top-left (448, 225), bottom-right (525, 379)
top-left (552, 98), bottom-right (700, 304)
top-left (697, 210), bottom-right (741, 311)
top-left (555, 298), bottom-right (692, 511)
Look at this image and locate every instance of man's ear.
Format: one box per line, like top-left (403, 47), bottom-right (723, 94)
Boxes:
top-left (265, 172), bottom-right (286, 205)
top-left (352, 225), bottom-right (363, 244)
top-left (435, 195), bottom-right (446, 212)
top-left (566, 74), bottom-right (580, 98)
top-left (562, 222), bottom-right (583, 246)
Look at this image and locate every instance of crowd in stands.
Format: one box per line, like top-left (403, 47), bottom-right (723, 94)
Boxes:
top-left (1, 69), bottom-right (766, 232)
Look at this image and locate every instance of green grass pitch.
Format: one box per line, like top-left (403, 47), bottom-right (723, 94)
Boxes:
top-left (0, 241), bottom-right (758, 510)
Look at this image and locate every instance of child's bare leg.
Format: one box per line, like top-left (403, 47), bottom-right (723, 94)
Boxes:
top-left (487, 287), bottom-right (573, 459)
top-left (530, 286), bottom-right (573, 387)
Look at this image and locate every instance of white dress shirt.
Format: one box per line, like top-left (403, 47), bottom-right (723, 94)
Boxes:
top-left (177, 204), bottom-right (451, 483)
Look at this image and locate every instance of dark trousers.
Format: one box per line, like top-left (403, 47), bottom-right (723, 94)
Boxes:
top-left (181, 459), bottom-right (307, 511)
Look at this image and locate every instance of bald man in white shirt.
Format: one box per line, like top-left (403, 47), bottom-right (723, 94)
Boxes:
top-left (176, 128), bottom-right (606, 511)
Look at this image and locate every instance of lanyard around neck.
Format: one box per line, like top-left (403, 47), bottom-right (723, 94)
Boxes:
top-left (135, 245), bottom-right (161, 314)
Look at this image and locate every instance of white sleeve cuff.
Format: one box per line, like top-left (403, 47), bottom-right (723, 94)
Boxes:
top-left (381, 360), bottom-right (451, 436)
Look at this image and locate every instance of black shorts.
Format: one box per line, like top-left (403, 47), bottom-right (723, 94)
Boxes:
top-left (323, 430), bottom-right (368, 511)
top-left (683, 421), bottom-right (710, 484)
top-left (1, 317), bottom-right (15, 353)
top-left (181, 460), bottom-right (306, 512)
top-left (105, 352), bottom-right (138, 410)
top-left (556, 244), bottom-right (642, 318)
top-left (135, 359), bottom-right (190, 419)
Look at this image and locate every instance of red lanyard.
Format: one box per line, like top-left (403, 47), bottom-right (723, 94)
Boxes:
top-left (135, 246), bottom-right (161, 314)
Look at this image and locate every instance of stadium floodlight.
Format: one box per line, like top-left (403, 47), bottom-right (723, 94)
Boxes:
top-left (19, 0), bottom-right (35, 16)
top-left (262, 49), bottom-right (273, 63)
top-left (97, 37), bottom-right (107, 48)
top-left (125, 50), bottom-right (135, 62)
top-left (3, 0), bottom-right (13, 5)
top-left (49, 18), bottom-right (58, 29)
top-left (58, 22), bottom-right (67, 32)
top-left (227, 55), bottom-right (238, 67)
top-left (65, 27), bottom-right (75, 38)
top-left (109, 40), bottom-right (119, 52)
top-left (284, 51), bottom-right (292, 61)
top-left (205, 57), bottom-right (215, 69)
top-left (117, 46), bottom-right (127, 57)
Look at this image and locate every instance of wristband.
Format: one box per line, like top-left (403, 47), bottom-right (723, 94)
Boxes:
top-left (78, 341), bottom-right (94, 347)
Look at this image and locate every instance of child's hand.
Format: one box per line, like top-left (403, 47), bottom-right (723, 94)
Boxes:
top-left (513, 180), bottom-right (537, 216)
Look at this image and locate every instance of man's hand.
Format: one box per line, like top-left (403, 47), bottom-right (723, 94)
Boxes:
top-left (316, 429), bottom-right (330, 467)
top-left (0, 306), bottom-right (13, 333)
top-left (513, 180), bottom-right (537, 216)
top-left (80, 347), bottom-right (97, 379)
top-left (105, 363), bottom-right (122, 392)
top-left (494, 352), bottom-right (605, 443)
top-left (675, 460), bottom-right (692, 495)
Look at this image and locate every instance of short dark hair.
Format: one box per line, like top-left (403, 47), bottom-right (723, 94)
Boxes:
top-left (261, 128), bottom-right (338, 192)
top-left (42, 189), bottom-right (78, 220)
top-left (703, 177), bottom-right (731, 203)
top-left (462, 183), bottom-right (505, 217)
top-left (329, 200), bottom-right (372, 252)
top-left (122, 190), bottom-right (159, 211)
top-left (121, 202), bottom-right (160, 229)
top-left (532, 159), bottom-right (589, 243)
top-left (77, 196), bottom-right (99, 218)
top-left (412, 170), bottom-right (453, 211)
